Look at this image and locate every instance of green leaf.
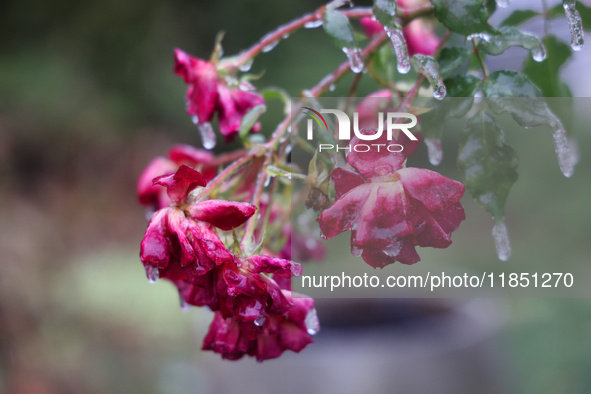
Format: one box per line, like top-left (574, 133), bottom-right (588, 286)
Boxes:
top-left (437, 47), bottom-right (471, 79)
top-left (500, 10), bottom-right (539, 27)
top-left (373, 0), bottom-right (399, 29)
top-left (482, 70), bottom-right (541, 98)
top-left (430, 0), bottom-right (499, 37)
top-left (458, 111), bottom-right (518, 221)
top-left (323, 9), bottom-right (357, 49)
top-left (261, 86), bottom-right (291, 114)
top-left (523, 36), bottom-right (572, 97)
top-left (420, 75), bottom-right (481, 139)
top-left (239, 104), bottom-right (266, 140)
top-left (479, 26), bottom-right (545, 60)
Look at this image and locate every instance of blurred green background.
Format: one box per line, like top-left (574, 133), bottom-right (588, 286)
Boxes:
top-left (1, 0), bottom-right (591, 393)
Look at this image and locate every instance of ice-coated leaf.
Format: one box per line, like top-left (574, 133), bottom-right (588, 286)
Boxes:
top-left (482, 71), bottom-right (574, 177)
top-left (523, 36), bottom-right (572, 97)
top-left (373, 0), bottom-right (399, 29)
top-left (420, 75), bottom-right (481, 140)
top-left (323, 9), bottom-right (357, 49)
top-left (410, 54), bottom-right (446, 99)
top-left (457, 111), bottom-right (518, 221)
top-left (261, 87), bottom-right (291, 114)
top-left (500, 10), bottom-right (539, 27)
top-left (479, 26), bottom-right (546, 61)
top-left (437, 47), bottom-right (471, 79)
top-left (430, 0), bottom-right (499, 37)
top-left (239, 105), bottom-right (266, 140)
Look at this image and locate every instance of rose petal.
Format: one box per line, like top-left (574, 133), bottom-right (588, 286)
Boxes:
top-left (397, 167), bottom-right (465, 211)
top-left (137, 157), bottom-right (176, 210)
top-left (347, 130), bottom-right (405, 180)
top-left (332, 167), bottom-right (366, 199)
top-left (187, 200), bottom-right (256, 231)
top-left (317, 183), bottom-right (373, 239)
top-left (154, 165), bottom-right (207, 204)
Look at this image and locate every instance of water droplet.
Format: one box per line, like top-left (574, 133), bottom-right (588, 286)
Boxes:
top-left (433, 80), bottom-right (447, 100)
top-left (254, 315), bottom-right (266, 327)
top-left (319, 231), bottom-right (327, 240)
top-left (424, 138), bottom-right (443, 166)
top-left (262, 40), bottom-right (280, 53)
top-left (264, 175), bottom-right (272, 187)
top-left (495, 0), bottom-right (510, 8)
top-left (329, 83), bottom-right (336, 92)
top-left (568, 137), bottom-right (580, 167)
top-left (282, 33), bottom-right (290, 39)
top-left (145, 265), bottom-right (159, 284)
top-left (382, 240), bottom-right (403, 257)
top-left (239, 58), bottom-right (254, 72)
top-left (198, 122), bottom-right (217, 150)
top-left (179, 292), bottom-right (190, 312)
top-left (550, 117), bottom-right (574, 177)
top-left (351, 244), bottom-right (363, 257)
top-left (532, 44), bottom-right (547, 62)
top-left (285, 144), bottom-right (293, 154)
top-left (342, 47), bottom-right (364, 73)
top-left (384, 27), bottom-right (411, 74)
top-left (492, 218), bottom-right (511, 261)
top-left (305, 308), bottom-right (320, 335)
top-left (563, 0), bottom-right (585, 51)
top-left (304, 19), bottom-right (323, 28)
top-left (191, 115), bottom-right (199, 125)
top-left (467, 33), bottom-right (491, 42)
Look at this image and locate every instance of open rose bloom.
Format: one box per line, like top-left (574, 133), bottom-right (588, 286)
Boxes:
top-left (317, 129), bottom-right (466, 268)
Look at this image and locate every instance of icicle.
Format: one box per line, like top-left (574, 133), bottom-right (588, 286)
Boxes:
top-left (384, 26), bottom-right (411, 74)
top-left (305, 308), bottom-right (320, 335)
top-left (329, 83), bottom-right (336, 92)
top-left (145, 265), bottom-right (159, 284)
top-left (410, 55), bottom-right (447, 100)
top-left (179, 292), bottom-right (190, 312)
top-left (531, 44), bottom-right (547, 62)
top-left (563, 0), bottom-right (585, 51)
top-left (495, 0), bottom-right (511, 8)
top-left (254, 315), bottom-right (266, 327)
top-left (239, 58), bottom-right (254, 72)
top-left (198, 122), bottom-right (217, 150)
top-left (424, 138), bottom-right (443, 166)
top-left (262, 40), bottom-right (280, 53)
top-left (304, 19), bottom-right (323, 28)
top-left (342, 47), bottom-right (364, 73)
top-left (568, 137), bottom-right (580, 167)
top-left (492, 218), bottom-right (511, 261)
top-left (549, 117), bottom-right (574, 177)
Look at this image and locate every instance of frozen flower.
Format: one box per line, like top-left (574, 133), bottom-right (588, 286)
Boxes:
top-left (137, 144), bottom-right (216, 211)
top-left (317, 130), bottom-right (465, 268)
top-left (202, 293), bottom-right (316, 361)
top-left (140, 165), bottom-right (256, 282)
top-left (174, 48), bottom-right (265, 142)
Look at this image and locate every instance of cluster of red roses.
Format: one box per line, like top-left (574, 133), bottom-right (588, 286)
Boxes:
top-left (138, 159), bottom-right (319, 361)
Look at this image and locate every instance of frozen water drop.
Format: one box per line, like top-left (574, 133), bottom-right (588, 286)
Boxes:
top-left (191, 115), bottom-right (199, 125)
top-left (466, 33), bottom-right (491, 42)
top-left (351, 244), bottom-right (363, 257)
top-left (282, 33), bottom-right (290, 39)
top-left (433, 80), bottom-right (447, 100)
top-left (329, 83), bottom-right (336, 92)
top-left (264, 174), bottom-right (272, 187)
top-left (382, 240), bottom-right (403, 257)
top-left (262, 40), bottom-right (280, 53)
top-left (239, 58), bottom-right (254, 72)
top-left (550, 118), bottom-right (574, 177)
top-left (492, 218), bottom-right (511, 261)
top-left (304, 19), bottom-right (323, 28)
top-left (384, 27), bottom-right (411, 74)
top-left (424, 138), bottom-right (443, 166)
top-left (179, 292), bottom-right (190, 312)
top-left (285, 144), bottom-right (293, 154)
top-left (198, 122), bottom-right (217, 150)
top-left (319, 231), bottom-right (327, 240)
top-left (563, 0), bottom-right (585, 51)
top-left (495, 0), bottom-right (510, 8)
top-left (145, 265), bottom-right (159, 284)
top-left (532, 44), bottom-right (547, 62)
top-left (305, 308), bottom-right (320, 335)
top-left (568, 137), bottom-right (580, 167)
top-left (254, 315), bottom-right (266, 327)
top-left (342, 47), bottom-right (364, 73)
